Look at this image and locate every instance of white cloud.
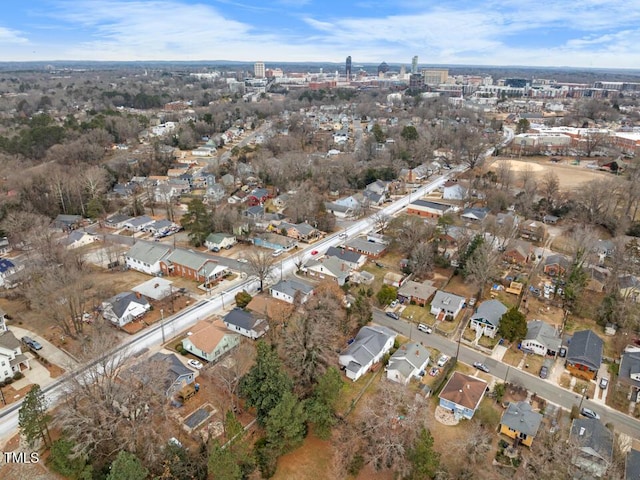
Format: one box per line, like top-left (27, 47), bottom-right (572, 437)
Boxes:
top-left (0, 26), bottom-right (29, 44)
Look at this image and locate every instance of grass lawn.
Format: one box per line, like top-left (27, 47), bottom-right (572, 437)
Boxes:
top-left (522, 353), bottom-right (545, 375)
top-left (559, 373), bottom-right (572, 389)
top-left (273, 433), bottom-right (334, 480)
top-left (502, 347), bottom-right (524, 367)
top-left (400, 304), bottom-right (434, 325)
top-left (442, 274), bottom-right (478, 299)
top-left (437, 318), bottom-right (460, 334)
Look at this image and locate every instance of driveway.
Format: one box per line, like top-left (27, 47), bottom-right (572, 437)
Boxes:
top-left (9, 325), bottom-right (79, 371)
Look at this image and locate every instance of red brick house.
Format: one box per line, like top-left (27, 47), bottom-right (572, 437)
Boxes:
top-left (246, 188), bottom-right (271, 207)
top-left (159, 248), bottom-right (228, 286)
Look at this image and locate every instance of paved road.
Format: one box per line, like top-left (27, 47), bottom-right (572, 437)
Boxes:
top-left (373, 310), bottom-right (640, 439)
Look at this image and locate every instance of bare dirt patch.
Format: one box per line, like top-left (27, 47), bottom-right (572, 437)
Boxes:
top-left (273, 433), bottom-right (334, 480)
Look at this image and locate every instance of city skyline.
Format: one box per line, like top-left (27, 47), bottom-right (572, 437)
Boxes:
top-left (1, 0), bottom-right (640, 69)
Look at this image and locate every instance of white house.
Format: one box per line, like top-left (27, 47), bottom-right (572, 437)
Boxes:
top-left (430, 290), bottom-right (466, 320)
top-left (339, 325), bottom-right (396, 381)
top-left (102, 292), bottom-right (151, 328)
top-left (521, 320), bottom-right (561, 356)
top-left (442, 181), bottom-right (467, 200)
top-left (62, 230), bottom-right (98, 249)
top-left (470, 300), bottom-right (508, 339)
top-left (0, 324), bottom-right (30, 382)
top-left (223, 308), bottom-right (269, 339)
top-left (125, 241), bottom-right (172, 276)
top-left (269, 279), bottom-right (315, 304)
top-left (124, 215), bottom-right (156, 232)
top-left (205, 233), bottom-right (237, 252)
top-left (386, 342), bottom-right (430, 385)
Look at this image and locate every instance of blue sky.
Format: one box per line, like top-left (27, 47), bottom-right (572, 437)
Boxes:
top-left (1, 0), bottom-right (640, 68)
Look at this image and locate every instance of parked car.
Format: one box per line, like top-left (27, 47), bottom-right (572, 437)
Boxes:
top-left (580, 408), bottom-right (600, 420)
top-left (338, 233), bottom-right (347, 239)
top-left (187, 359), bottom-right (203, 370)
top-left (386, 312), bottom-right (400, 320)
top-left (311, 250), bottom-right (318, 255)
top-left (271, 249), bottom-right (283, 257)
top-left (21, 336), bottom-right (43, 351)
top-left (473, 362), bottom-right (490, 373)
top-left (468, 297), bottom-right (476, 307)
top-left (437, 354), bottom-right (450, 367)
top-left (539, 365), bottom-right (548, 379)
top-left (558, 347), bottom-right (567, 358)
top-left (417, 323), bottom-right (433, 334)
top-left (390, 300), bottom-right (399, 308)
top-left (236, 257), bottom-right (248, 264)
top-left (599, 377), bottom-right (609, 389)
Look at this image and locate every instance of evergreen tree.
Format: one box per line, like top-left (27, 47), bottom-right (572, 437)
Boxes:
top-left (401, 125), bottom-right (419, 141)
top-left (18, 384), bottom-right (51, 448)
top-left (106, 451), bottom-right (148, 480)
top-left (406, 428), bottom-right (440, 480)
top-left (306, 367), bottom-right (343, 439)
top-left (265, 390), bottom-right (307, 453)
top-left (181, 198), bottom-right (212, 247)
top-left (239, 341), bottom-right (293, 425)
top-left (498, 307), bottom-right (528, 342)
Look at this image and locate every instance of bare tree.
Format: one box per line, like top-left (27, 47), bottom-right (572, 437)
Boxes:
top-left (372, 212), bottom-right (391, 234)
top-left (495, 160), bottom-right (514, 190)
top-left (208, 342), bottom-right (256, 413)
top-left (409, 241), bottom-right (436, 280)
top-left (245, 249), bottom-right (277, 292)
top-left (464, 243), bottom-right (501, 298)
top-left (540, 171), bottom-right (560, 210)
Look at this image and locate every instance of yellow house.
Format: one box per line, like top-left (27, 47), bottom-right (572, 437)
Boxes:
top-left (499, 401), bottom-right (543, 447)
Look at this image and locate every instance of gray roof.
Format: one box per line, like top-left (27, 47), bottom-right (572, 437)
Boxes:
top-left (325, 201), bottom-right (353, 214)
top-left (164, 248), bottom-right (214, 271)
top-left (398, 280), bottom-right (437, 301)
top-left (0, 330), bottom-right (21, 350)
top-left (107, 213), bottom-right (133, 225)
top-left (126, 241), bottom-right (171, 265)
top-left (305, 257), bottom-right (350, 282)
top-left (431, 290), bottom-right (466, 311)
top-left (105, 292), bottom-right (150, 319)
top-left (363, 190), bottom-right (384, 204)
top-left (410, 199), bottom-right (452, 212)
top-left (570, 418), bottom-right (614, 462)
top-left (387, 342), bottom-right (430, 379)
top-left (127, 215), bottom-right (154, 227)
top-left (626, 449), bottom-right (640, 480)
top-left (224, 308), bottom-right (262, 331)
top-left (245, 205), bottom-right (264, 217)
top-left (567, 330), bottom-right (603, 371)
top-left (525, 320), bottom-right (561, 351)
top-left (131, 352), bottom-right (193, 396)
top-left (341, 325), bottom-right (396, 372)
top-left (325, 246), bottom-right (363, 265)
top-left (148, 219), bottom-right (173, 231)
top-left (270, 279), bottom-right (314, 298)
top-left (501, 401), bottom-right (543, 437)
top-left (345, 237), bottom-right (387, 256)
top-left (461, 207), bottom-right (490, 221)
top-left (279, 221), bottom-right (316, 236)
top-left (471, 300), bottom-right (508, 328)
top-left (544, 254), bottom-right (570, 268)
top-left (619, 349), bottom-right (640, 389)
top-left (619, 275), bottom-right (640, 290)
top-left (206, 232), bottom-right (235, 244)
top-left (54, 214), bottom-right (83, 227)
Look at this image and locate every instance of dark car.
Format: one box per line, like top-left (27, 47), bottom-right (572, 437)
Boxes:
top-left (559, 347), bottom-right (567, 358)
top-left (21, 335), bottom-right (43, 351)
top-left (386, 312), bottom-right (400, 320)
top-left (539, 365), bottom-right (548, 379)
top-left (473, 362), bottom-right (490, 373)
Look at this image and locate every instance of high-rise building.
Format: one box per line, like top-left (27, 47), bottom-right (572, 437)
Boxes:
top-left (346, 56), bottom-right (352, 80)
top-left (412, 56), bottom-right (418, 74)
top-left (254, 62), bottom-right (265, 79)
top-left (421, 68), bottom-right (449, 86)
top-left (377, 61), bottom-right (389, 74)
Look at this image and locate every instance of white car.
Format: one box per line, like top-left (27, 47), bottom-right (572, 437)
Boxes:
top-left (437, 354), bottom-right (450, 367)
top-left (187, 359), bottom-right (203, 370)
top-left (236, 258), bottom-right (248, 264)
top-left (417, 323), bottom-right (433, 334)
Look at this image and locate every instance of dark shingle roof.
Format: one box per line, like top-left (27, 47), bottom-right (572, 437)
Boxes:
top-left (567, 330), bottom-right (603, 371)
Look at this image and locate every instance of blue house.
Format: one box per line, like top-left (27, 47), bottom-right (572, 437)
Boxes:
top-left (438, 371), bottom-right (488, 420)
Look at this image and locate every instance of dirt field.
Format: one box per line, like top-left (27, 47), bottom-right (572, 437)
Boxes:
top-left (491, 156), bottom-right (610, 191)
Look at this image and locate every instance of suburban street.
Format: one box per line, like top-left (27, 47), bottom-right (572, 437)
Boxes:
top-left (373, 310), bottom-right (640, 439)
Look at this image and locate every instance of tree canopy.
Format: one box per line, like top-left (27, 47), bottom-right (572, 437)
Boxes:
top-left (498, 307), bottom-right (527, 342)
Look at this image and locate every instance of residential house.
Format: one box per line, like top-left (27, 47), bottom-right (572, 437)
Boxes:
top-left (519, 219), bottom-right (546, 242)
top-left (470, 300), bottom-right (508, 338)
top-left (325, 197), bottom-right (359, 219)
top-left (407, 200), bottom-right (453, 218)
top-left (148, 219), bottom-right (179, 236)
top-left (222, 308), bottom-right (269, 339)
top-left (124, 215), bottom-right (155, 232)
top-left (105, 213), bottom-right (133, 229)
top-left (205, 233), bottom-right (237, 252)
top-left (101, 291), bottom-right (151, 328)
top-left (543, 254), bottom-right (570, 276)
top-left (363, 189), bottom-right (385, 206)
top-left (125, 241), bottom-right (172, 276)
top-left (430, 290), bottom-right (466, 321)
top-left (587, 266), bottom-right (610, 293)
top-left (0, 258), bottom-right (20, 288)
top-left (521, 320), bottom-right (561, 356)
top-left (617, 346), bottom-right (640, 402)
top-left (61, 230), bottom-right (98, 249)
top-left (304, 257), bottom-right (351, 286)
top-left (324, 246), bottom-right (366, 270)
top-left (595, 239), bottom-right (615, 264)
top-left (0, 237), bottom-right (11, 255)
top-left (503, 240), bottom-right (533, 265)
top-left (278, 222), bottom-right (320, 242)
top-left (438, 372), bottom-right (488, 420)
top-left (461, 207), bottom-right (490, 222)
top-left (365, 179), bottom-right (389, 196)
top-left (52, 214), bottom-right (84, 231)
top-left (269, 279), bottom-right (315, 304)
top-left (499, 401), bottom-right (543, 447)
top-left (619, 275), bottom-right (640, 302)
top-left (243, 205), bottom-right (264, 220)
top-left (625, 448), bottom-right (640, 480)
top-left (442, 181), bottom-right (467, 200)
top-left (566, 330), bottom-right (603, 381)
top-left (160, 249), bottom-right (228, 286)
top-left (339, 325), bottom-right (396, 381)
top-left (570, 418), bottom-right (613, 478)
top-left (205, 183), bottom-right (226, 203)
top-left (344, 237), bottom-right (387, 258)
top-left (383, 272), bottom-right (405, 288)
top-left (0, 329), bottom-right (30, 383)
top-left (132, 352), bottom-right (196, 398)
top-left (397, 280), bottom-right (437, 306)
top-left (247, 188), bottom-right (271, 206)
top-left (252, 233), bottom-right (297, 252)
top-left (182, 319), bottom-right (240, 363)
top-left (386, 342), bottom-right (431, 385)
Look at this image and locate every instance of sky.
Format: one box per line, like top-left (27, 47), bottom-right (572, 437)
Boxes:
top-left (1, 0), bottom-right (640, 68)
